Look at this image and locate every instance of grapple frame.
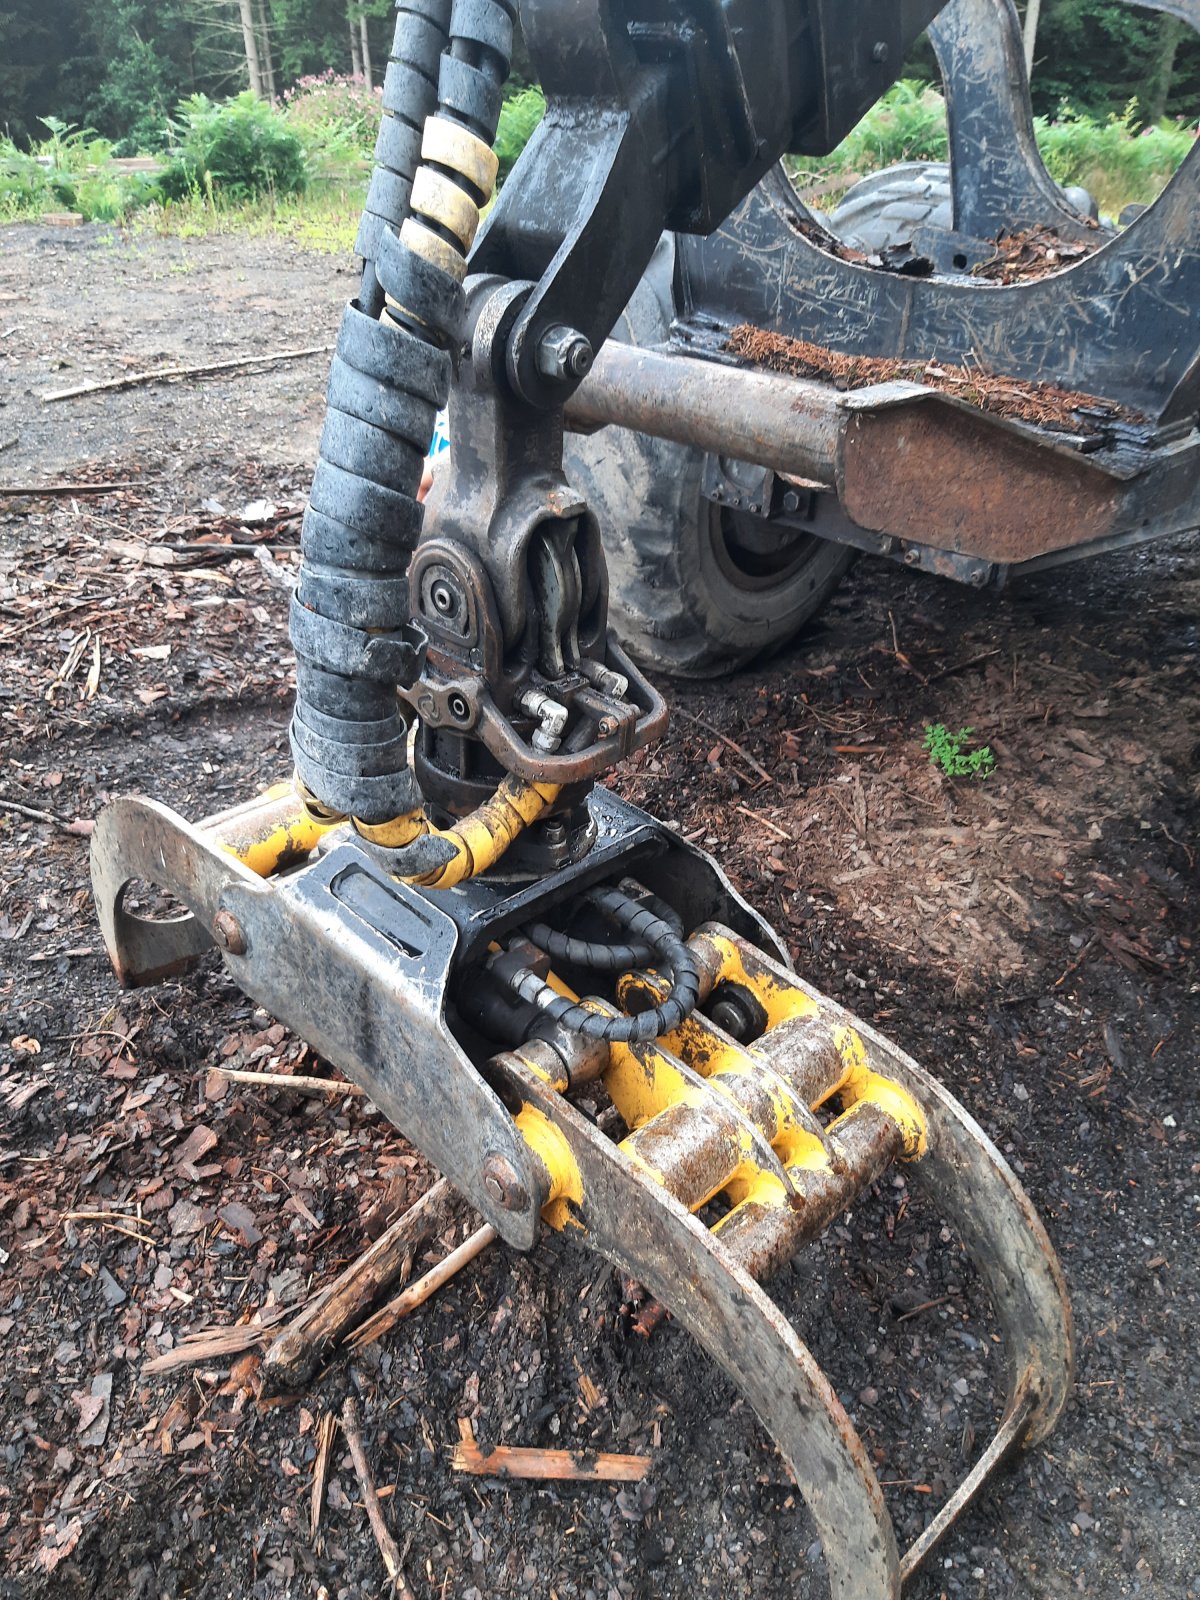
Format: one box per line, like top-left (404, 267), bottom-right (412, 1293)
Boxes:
top-left (92, 787), bottom-right (1072, 1598)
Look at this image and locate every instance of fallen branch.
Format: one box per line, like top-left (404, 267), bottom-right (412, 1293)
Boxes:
top-left (734, 804), bottom-right (793, 842)
top-left (452, 1420), bottom-right (650, 1484)
top-left (675, 707), bottom-right (774, 787)
top-left (0, 479), bottom-right (149, 495)
top-left (349, 1224), bottom-right (497, 1352)
top-left (42, 344), bottom-right (334, 403)
top-left (0, 796), bottom-right (90, 834)
top-left (261, 1177), bottom-right (461, 1391)
top-left (341, 1396), bottom-right (415, 1597)
top-left (212, 1066), bottom-right (365, 1098)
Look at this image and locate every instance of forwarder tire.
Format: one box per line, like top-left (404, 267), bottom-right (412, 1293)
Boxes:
top-left (564, 238), bottom-right (854, 681)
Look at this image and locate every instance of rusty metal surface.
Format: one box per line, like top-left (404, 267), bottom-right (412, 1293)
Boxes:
top-left (713, 1102), bottom-right (904, 1280)
top-left (568, 343), bottom-right (1193, 565)
top-left (838, 393), bottom-right (1125, 562)
top-left (566, 341), bottom-right (842, 486)
top-left (495, 1048), bottom-right (904, 1600)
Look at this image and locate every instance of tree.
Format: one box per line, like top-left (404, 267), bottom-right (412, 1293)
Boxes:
top-left (256, 0), bottom-right (278, 99)
top-left (236, 0), bottom-right (264, 94)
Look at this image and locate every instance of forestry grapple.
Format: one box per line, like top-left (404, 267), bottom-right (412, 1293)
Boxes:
top-left (96, 0), bottom-right (1200, 1589)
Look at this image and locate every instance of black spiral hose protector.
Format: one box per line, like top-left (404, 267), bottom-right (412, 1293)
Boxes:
top-left (494, 888), bottom-right (703, 1044)
top-left (523, 888), bottom-right (686, 972)
top-left (289, 0), bottom-right (515, 822)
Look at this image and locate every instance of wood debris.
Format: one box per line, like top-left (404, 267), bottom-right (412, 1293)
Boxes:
top-left (261, 1176), bottom-right (463, 1390)
top-left (341, 1397), bottom-right (416, 1598)
top-left (348, 1223), bottom-right (497, 1352)
top-left (452, 1419), bottom-right (650, 1484)
top-left (41, 343), bottom-right (334, 403)
top-left (725, 323), bottom-right (1138, 434)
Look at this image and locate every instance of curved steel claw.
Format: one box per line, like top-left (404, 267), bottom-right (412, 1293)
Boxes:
top-left (489, 925), bottom-right (1073, 1598)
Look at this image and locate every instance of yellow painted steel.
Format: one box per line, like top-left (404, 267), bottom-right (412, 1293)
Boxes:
top-left (353, 775), bottom-right (561, 889)
top-left (511, 921), bottom-right (926, 1248)
top-left (703, 932), bottom-right (927, 1159)
top-left (421, 115), bottom-right (499, 195)
top-left (617, 974), bottom-right (829, 1177)
top-left (828, 1025), bottom-right (927, 1158)
top-left (411, 166), bottom-right (482, 251)
top-left (206, 782), bottom-right (340, 878)
top-left (515, 1105), bottom-right (583, 1231)
top-left (701, 934), bottom-right (821, 1027)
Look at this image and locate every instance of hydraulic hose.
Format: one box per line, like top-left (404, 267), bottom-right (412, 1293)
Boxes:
top-left (492, 888), bottom-right (703, 1044)
top-left (290, 0), bottom-right (515, 828)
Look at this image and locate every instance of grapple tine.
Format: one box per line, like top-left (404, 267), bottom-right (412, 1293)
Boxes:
top-left (493, 1048), bottom-right (904, 1600)
top-left (490, 918), bottom-right (1071, 1590)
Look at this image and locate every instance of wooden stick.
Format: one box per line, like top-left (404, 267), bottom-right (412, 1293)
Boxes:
top-left (674, 707), bottom-right (774, 787)
top-left (452, 1420), bottom-right (649, 1484)
top-left (734, 804), bottom-right (793, 842)
top-left (0, 796), bottom-right (87, 833)
top-left (0, 479), bottom-right (148, 496)
top-left (42, 344), bottom-right (334, 403)
top-left (349, 1224), bottom-right (497, 1351)
top-left (341, 1397), bottom-right (414, 1596)
top-left (311, 1411), bottom-right (337, 1541)
top-left (212, 1066), bottom-right (365, 1098)
top-left (261, 1177), bottom-right (460, 1391)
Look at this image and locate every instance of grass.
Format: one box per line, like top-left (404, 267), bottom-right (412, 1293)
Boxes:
top-left (2, 81), bottom-right (1191, 242)
top-left (132, 181), bottom-right (365, 255)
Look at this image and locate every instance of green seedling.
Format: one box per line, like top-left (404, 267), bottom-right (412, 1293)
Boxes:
top-left (923, 722), bottom-right (995, 779)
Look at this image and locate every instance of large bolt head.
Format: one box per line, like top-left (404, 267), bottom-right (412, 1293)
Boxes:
top-left (212, 910), bottom-right (246, 956)
top-left (480, 1154), bottom-right (529, 1213)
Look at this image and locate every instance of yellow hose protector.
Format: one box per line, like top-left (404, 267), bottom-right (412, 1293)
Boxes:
top-left (355, 775), bottom-right (561, 889)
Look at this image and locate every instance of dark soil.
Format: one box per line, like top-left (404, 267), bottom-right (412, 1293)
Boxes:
top-left (1, 222), bottom-right (1198, 1600)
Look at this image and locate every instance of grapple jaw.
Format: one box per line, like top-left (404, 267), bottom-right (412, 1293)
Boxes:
top-left (91, 784), bottom-right (1071, 1597)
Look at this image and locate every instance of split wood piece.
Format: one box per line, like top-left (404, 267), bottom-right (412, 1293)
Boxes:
top-left (41, 343), bottom-right (334, 404)
top-left (212, 1066), bottom-right (365, 1098)
top-left (452, 1419), bottom-right (650, 1484)
top-left (311, 1410), bottom-right (337, 1541)
top-left (261, 1176), bottom-right (462, 1391)
top-left (348, 1224), bottom-right (497, 1352)
top-left (143, 1311), bottom-right (286, 1374)
top-left (341, 1396), bottom-right (415, 1598)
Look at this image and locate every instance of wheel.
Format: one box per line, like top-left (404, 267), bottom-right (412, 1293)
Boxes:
top-left (829, 161), bottom-right (953, 253)
top-left (829, 161), bottom-right (1099, 254)
top-left (564, 239), bottom-right (855, 680)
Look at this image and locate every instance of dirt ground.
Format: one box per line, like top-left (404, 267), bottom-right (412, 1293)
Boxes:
top-left (1, 223), bottom-right (1197, 1600)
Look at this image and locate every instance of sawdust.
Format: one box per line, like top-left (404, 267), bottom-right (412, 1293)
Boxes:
top-left (725, 323), bottom-right (1137, 436)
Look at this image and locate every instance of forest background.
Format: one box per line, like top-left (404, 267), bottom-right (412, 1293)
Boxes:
top-left (3, 0), bottom-right (1199, 152)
